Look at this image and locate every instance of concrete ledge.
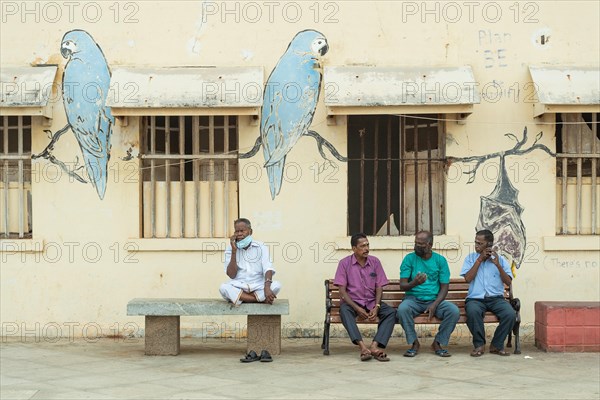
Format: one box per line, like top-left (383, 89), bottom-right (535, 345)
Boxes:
top-left (543, 236), bottom-right (600, 251)
top-left (535, 301), bottom-right (600, 352)
top-left (127, 298), bottom-right (289, 316)
top-left (334, 235), bottom-right (461, 250)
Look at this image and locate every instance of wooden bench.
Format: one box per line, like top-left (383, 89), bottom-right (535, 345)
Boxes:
top-left (322, 278), bottom-right (521, 355)
top-left (127, 298), bottom-right (289, 356)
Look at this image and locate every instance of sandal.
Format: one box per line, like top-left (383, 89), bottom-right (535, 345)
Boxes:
top-left (489, 346), bottom-right (510, 356)
top-left (259, 350), bottom-right (273, 362)
top-left (360, 350), bottom-right (372, 361)
top-left (434, 349), bottom-right (452, 357)
top-left (240, 350), bottom-right (260, 363)
top-left (372, 351), bottom-right (390, 362)
top-left (403, 349), bottom-right (418, 357)
top-left (470, 347), bottom-right (484, 357)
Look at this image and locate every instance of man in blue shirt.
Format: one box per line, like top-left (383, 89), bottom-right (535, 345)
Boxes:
top-left (461, 229), bottom-right (515, 357)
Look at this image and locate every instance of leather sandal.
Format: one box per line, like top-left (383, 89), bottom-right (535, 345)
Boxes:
top-left (240, 350), bottom-right (260, 363)
top-left (259, 350), bottom-right (273, 362)
top-left (360, 350), bottom-right (372, 361)
top-left (489, 346), bottom-right (510, 356)
top-left (470, 346), bottom-right (484, 357)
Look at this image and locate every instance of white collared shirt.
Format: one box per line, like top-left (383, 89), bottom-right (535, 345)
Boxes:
top-left (224, 240), bottom-right (275, 285)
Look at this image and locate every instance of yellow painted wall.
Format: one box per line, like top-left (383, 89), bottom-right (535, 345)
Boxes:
top-left (1, 1), bottom-right (599, 340)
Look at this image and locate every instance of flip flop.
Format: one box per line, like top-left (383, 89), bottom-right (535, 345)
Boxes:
top-left (403, 349), bottom-right (418, 357)
top-left (470, 347), bottom-right (484, 357)
top-left (240, 350), bottom-right (260, 363)
top-left (373, 352), bottom-right (390, 362)
top-left (489, 347), bottom-right (510, 356)
top-left (434, 349), bottom-right (452, 357)
top-left (259, 350), bottom-right (273, 362)
top-left (360, 351), bottom-right (372, 361)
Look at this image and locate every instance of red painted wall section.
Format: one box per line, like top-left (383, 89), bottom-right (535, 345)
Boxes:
top-left (535, 302), bottom-right (600, 352)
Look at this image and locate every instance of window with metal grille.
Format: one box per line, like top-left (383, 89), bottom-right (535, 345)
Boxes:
top-left (555, 113), bottom-right (600, 235)
top-left (141, 116), bottom-right (239, 238)
top-left (0, 116), bottom-right (33, 239)
top-left (347, 114), bottom-right (445, 236)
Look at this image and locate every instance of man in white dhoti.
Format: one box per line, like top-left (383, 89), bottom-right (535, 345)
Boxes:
top-left (219, 218), bottom-right (281, 306)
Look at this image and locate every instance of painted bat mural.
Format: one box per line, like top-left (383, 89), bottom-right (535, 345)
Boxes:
top-left (449, 127), bottom-right (555, 272)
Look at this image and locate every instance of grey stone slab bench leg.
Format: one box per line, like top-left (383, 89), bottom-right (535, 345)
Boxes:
top-left (145, 316), bottom-right (180, 356)
top-left (247, 315), bottom-right (282, 355)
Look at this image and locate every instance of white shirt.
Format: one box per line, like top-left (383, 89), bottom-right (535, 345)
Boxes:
top-left (223, 240), bottom-right (275, 286)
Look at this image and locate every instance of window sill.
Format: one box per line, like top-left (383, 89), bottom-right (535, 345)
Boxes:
top-left (334, 235), bottom-right (460, 250)
top-left (543, 236), bottom-right (600, 251)
top-left (127, 238), bottom-right (228, 252)
top-left (0, 239), bottom-right (44, 253)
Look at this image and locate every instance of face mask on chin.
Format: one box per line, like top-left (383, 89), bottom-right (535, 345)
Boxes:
top-left (414, 246), bottom-right (426, 257)
top-left (236, 235), bottom-right (253, 249)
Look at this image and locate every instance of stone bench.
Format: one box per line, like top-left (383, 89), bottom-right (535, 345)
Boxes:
top-left (127, 299), bottom-right (289, 356)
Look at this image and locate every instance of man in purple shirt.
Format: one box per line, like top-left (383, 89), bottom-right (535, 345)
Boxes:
top-left (333, 233), bottom-right (396, 361)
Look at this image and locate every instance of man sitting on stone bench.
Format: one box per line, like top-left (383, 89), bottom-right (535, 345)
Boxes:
top-left (220, 218), bottom-right (281, 306)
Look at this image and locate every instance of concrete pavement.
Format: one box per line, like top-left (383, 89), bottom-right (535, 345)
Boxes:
top-left (1, 336), bottom-right (599, 399)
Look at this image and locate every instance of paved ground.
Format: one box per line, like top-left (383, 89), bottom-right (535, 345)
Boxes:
top-left (1, 336), bottom-right (599, 400)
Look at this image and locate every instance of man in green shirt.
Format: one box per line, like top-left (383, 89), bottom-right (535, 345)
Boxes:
top-left (397, 231), bottom-right (459, 357)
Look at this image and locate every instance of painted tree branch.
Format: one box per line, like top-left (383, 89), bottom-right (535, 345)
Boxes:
top-left (239, 136), bottom-right (262, 159)
top-left (32, 125), bottom-right (87, 183)
top-left (447, 127), bottom-right (555, 184)
top-left (239, 130), bottom-right (348, 162)
top-left (305, 130), bottom-right (348, 162)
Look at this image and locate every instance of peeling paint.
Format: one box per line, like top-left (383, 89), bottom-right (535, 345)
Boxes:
top-left (324, 66), bottom-right (480, 106)
top-left (106, 67), bottom-right (263, 108)
top-left (241, 50), bottom-right (254, 61)
top-left (529, 66), bottom-right (600, 105)
top-left (531, 28), bottom-right (552, 49)
top-left (0, 66), bottom-right (58, 106)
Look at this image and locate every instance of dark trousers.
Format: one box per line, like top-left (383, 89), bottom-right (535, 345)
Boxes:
top-left (339, 302), bottom-right (396, 348)
top-left (466, 297), bottom-right (515, 350)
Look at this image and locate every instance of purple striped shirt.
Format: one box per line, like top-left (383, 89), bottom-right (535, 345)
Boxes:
top-left (334, 254), bottom-right (389, 310)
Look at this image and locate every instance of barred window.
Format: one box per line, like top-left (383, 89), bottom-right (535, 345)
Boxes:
top-left (556, 113), bottom-right (600, 234)
top-left (0, 116), bottom-right (32, 239)
top-left (348, 114), bottom-right (445, 236)
top-left (141, 116), bottom-right (238, 238)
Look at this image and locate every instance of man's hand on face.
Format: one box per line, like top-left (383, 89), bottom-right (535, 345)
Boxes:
top-left (230, 235), bottom-right (238, 251)
top-left (490, 250), bottom-right (502, 267)
top-left (479, 247), bottom-right (493, 261)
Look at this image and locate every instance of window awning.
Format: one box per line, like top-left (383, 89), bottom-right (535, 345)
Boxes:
top-left (323, 66), bottom-right (480, 116)
top-left (106, 67), bottom-right (263, 116)
top-left (0, 66), bottom-right (58, 118)
top-left (528, 66), bottom-right (600, 117)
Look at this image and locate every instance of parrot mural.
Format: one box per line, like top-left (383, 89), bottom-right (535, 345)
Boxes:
top-left (449, 127), bottom-right (555, 273)
top-left (33, 30), bottom-right (113, 200)
top-left (240, 30), bottom-right (347, 199)
top-left (261, 29), bottom-right (329, 199)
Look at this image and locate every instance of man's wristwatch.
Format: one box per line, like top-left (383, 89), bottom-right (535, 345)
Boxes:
top-left (375, 304), bottom-right (381, 309)
top-left (265, 279), bottom-right (273, 284)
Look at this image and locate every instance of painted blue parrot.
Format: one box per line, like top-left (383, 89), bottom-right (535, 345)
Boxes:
top-left (61, 29), bottom-right (113, 200)
top-left (261, 30), bottom-right (329, 199)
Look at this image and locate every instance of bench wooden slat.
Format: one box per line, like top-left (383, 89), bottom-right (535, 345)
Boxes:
top-left (327, 278), bottom-right (472, 292)
top-left (329, 299), bottom-right (468, 310)
top-left (328, 312), bottom-right (502, 324)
